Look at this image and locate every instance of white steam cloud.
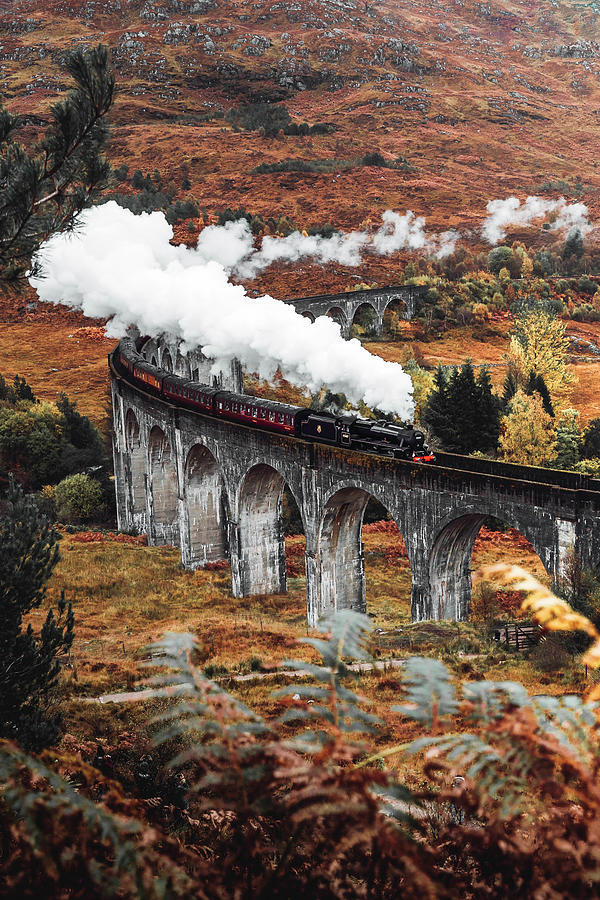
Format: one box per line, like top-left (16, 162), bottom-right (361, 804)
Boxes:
top-left (194, 209), bottom-right (459, 278)
top-left (482, 195), bottom-right (592, 245)
top-left (30, 202), bottom-right (415, 419)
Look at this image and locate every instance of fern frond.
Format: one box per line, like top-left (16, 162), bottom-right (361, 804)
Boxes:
top-left (393, 657), bottom-right (457, 728)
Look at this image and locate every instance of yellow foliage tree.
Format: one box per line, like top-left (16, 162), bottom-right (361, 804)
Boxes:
top-left (520, 254), bottom-right (533, 278)
top-left (498, 389), bottom-right (556, 464)
top-left (507, 309), bottom-right (575, 405)
top-left (402, 355), bottom-right (435, 422)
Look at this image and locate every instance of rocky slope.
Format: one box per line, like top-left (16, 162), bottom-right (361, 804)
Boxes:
top-left (3, 0), bottom-right (600, 290)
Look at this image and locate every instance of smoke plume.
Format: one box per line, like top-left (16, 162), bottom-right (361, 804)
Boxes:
top-left (482, 195), bottom-right (592, 245)
top-left (30, 203), bottom-right (415, 419)
top-left (193, 209), bottom-right (458, 278)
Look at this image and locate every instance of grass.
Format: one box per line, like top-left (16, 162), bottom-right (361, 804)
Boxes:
top-left (29, 522), bottom-right (581, 753)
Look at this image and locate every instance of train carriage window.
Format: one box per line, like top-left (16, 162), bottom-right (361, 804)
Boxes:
top-left (259, 408), bottom-right (266, 419)
top-left (268, 411), bottom-right (275, 422)
top-left (277, 413), bottom-right (283, 423)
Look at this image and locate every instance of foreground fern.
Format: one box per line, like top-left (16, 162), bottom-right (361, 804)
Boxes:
top-left (2, 600), bottom-right (600, 897)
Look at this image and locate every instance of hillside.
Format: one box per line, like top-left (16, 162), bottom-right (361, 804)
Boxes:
top-left (3, 0), bottom-right (600, 263)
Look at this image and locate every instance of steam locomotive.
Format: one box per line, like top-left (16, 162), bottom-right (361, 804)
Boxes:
top-left (112, 339), bottom-right (435, 463)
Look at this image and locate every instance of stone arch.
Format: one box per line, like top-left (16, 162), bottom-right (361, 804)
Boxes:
top-left (427, 513), bottom-right (550, 621)
top-left (326, 306), bottom-right (347, 331)
top-left (125, 409), bottom-right (146, 531)
top-left (314, 486), bottom-right (409, 622)
top-left (148, 425), bottom-right (179, 545)
top-left (161, 348), bottom-right (173, 373)
top-left (350, 302), bottom-right (380, 338)
top-left (301, 311), bottom-right (315, 323)
top-left (235, 464), bottom-right (302, 596)
top-left (382, 296), bottom-right (407, 336)
top-left (184, 444), bottom-right (227, 567)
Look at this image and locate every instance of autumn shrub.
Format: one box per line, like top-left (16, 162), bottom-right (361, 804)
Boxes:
top-left (55, 473), bottom-right (105, 525)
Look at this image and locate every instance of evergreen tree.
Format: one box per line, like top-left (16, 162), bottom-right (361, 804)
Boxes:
top-left (552, 408), bottom-right (582, 470)
top-left (0, 44), bottom-right (114, 284)
top-left (502, 371), bottom-right (519, 409)
top-left (423, 365), bottom-right (453, 446)
top-left (582, 418), bottom-right (600, 459)
top-left (0, 477), bottom-right (73, 749)
top-left (525, 371), bottom-right (554, 418)
top-left (451, 361), bottom-right (480, 450)
top-left (424, 363), bottom-right (500, 454)
top-left (475, 366), bottom-right (500, 452)
top-left (563, 227), bottom-right (584, 261)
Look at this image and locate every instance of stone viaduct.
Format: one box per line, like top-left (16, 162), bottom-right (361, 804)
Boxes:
top-left (110, 338), bottom-right (600, 626)
top-left (284, 283), bottom-right (426, 338)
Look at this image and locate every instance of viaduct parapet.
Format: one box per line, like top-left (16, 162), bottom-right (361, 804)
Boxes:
top-left (111, 338), bottom-right (600, 625)
top-left (284, 283), bottom-right (426, 338)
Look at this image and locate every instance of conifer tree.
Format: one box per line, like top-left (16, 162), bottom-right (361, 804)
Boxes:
top-left (525, 371), bottom-right (554, 418)
top-left (0, 477), bottom-right (73, 749)
top-left (423, 365), bottom-right (452, 445)
top-left (552, 408), bottom-right (582, 470)
top-left (582, 418), bottom-right (600, 459)
top-left (475, 366), bottom-right (500, 452)
top-left (502, 371), bottom-right (519, 409)
top-left (0, 44), bottom-right (114, 283)
top-left (424, 363), bottom-right (500, 454)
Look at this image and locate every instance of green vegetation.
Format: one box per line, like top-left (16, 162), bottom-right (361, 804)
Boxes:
top-left (253, 151), bottom-right (411, 175)
top-left (0, 477), bottom-right (73, 750)
top-left (54, 473), bottom-right (105, 525)
top-left (423, 362), bottom-right (500, 454)
top-left (100, 167), bottom-right (199, 223)
top-left (225, 101), bottom-right (336, 136)
top-left (0, 374), bottom-right (111, 512)
top-left (0, 45), bottom-right (114, 284)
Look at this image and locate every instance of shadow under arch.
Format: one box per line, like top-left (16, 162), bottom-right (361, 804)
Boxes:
top-left (326, 306), bottom-right (347, 332)
top-left (350, 302), bottom-right (379, 338)
top-left (382, 296), bottom-right (407, 336)
top-left (184, 444), bottom-right (227, 567)
top-left (125, 409), bottom-right (146, 529)
top-left (161, 348), bottom-right (173, 373)
top-left (301, 311), bottom-right (315, 323)
top-left (428, 513), bottom-right (550, 621)
top-left (148, 425), bottom-right (179, 545)
top-left (236, 463), bottom-right (304, 596)
top-left (315, 486), bottom-right (410, 620)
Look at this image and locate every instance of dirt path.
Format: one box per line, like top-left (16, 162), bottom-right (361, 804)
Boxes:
top-left (87, 658), bottom-right (408, 704)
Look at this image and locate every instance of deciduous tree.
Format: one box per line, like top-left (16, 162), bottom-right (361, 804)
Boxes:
top-left (507, 308), bottom-right (575, 406)
top-left (498, 389), bottom-right (556, 465)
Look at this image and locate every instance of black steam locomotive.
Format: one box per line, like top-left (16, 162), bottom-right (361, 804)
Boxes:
top-left (111, 339), bottom-right (435, 463)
